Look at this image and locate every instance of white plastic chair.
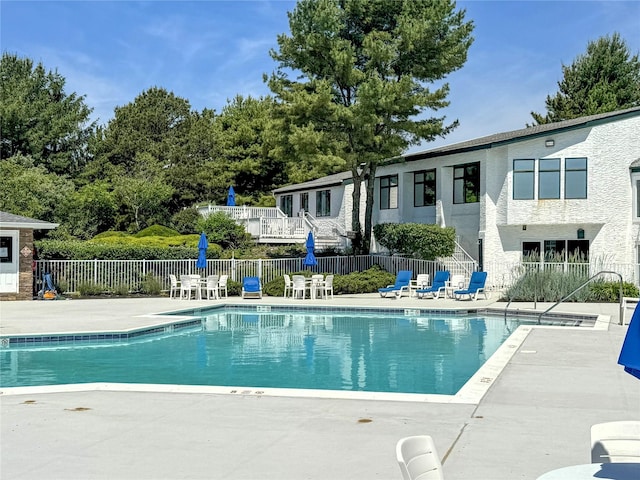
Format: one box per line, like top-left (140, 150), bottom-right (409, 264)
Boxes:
top-left (168, 274), bottom-right (180, 299)
top-left (591, 421), bottom-right (640, 463)
top-left (396, 435), bottom-right (444, 480)
top-left (283, 274), bottom-right (293, 298)
top-left (292, 275), bottom-right (306, 299)
top-left (205, 275), bottom-right (219, 300)
top-left (410, 274), bottom-right (430, 297)
top-left (311, 274), bottom-right (324, 299)
top-left (179, 274), bottom-right (198, 300)
top-left (217, 275), bottom-right (228, 298)
top-left (323, 274), bottom-right (334, 299)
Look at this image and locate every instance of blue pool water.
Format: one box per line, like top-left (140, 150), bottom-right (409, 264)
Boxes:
top-left (0, 307), bottom-right (556, 394)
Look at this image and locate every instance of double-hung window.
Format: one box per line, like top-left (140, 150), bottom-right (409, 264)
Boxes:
top-left (316, 190), bottom-right (331, 217)
top-left (513, 159), bottom-right (535, 200)
top-left (453, 162), bottom-right (480, 204)
top-left (538, 158), bottom-right (560, 199)
top-left (380, 175), bottom-right (398, 209)
top-left (414, 170), bottom-right (436, 207)
top-left (564, 158), bottom-right (587, 199)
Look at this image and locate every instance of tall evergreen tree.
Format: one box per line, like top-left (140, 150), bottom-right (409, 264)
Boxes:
top-left (531, 33), bottom-right (640, 125)
top-left (0, 53), bottom-right (94, 176)
top-left (268, 0), bottom-right (473, 253)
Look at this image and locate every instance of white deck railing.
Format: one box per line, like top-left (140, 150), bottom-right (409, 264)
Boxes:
top-left (198, 205), bottom-right (285, 220)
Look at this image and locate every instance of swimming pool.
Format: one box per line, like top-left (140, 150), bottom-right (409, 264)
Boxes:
top-left (0, 305), bottom-right (591, 396)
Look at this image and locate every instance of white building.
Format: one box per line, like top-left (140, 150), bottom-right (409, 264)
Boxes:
top-left (273, 107), bottom-right (640, 284)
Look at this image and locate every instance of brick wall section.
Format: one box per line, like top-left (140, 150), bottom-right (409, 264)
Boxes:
top-left (0, 228), bottom-right (33, 301)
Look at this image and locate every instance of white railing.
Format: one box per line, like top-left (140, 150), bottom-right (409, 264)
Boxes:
top-left (34, 257), bottom-right (639, 296)
top-left (259, 217), bottom-right (312, 240)
top-left (198, 205), bottom-right (285, 220)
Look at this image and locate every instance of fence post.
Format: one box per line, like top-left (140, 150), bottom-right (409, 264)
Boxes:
top-left (93, 258), bottom-right (97, 285)
top-left (258, 258), bottom-right (263, 279)
top-left (143, 259), bottom-right (146, 277)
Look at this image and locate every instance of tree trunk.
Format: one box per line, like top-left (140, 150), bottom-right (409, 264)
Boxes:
top-left (363, 163), bottom-right (377, 254)
top-left (350, 166), bottom-right (365, 254)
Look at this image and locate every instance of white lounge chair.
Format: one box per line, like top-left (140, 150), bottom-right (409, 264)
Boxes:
top-left (591, 421), bottom-right (640, 463)
top-left (396, 435), bottom-right (445, 480)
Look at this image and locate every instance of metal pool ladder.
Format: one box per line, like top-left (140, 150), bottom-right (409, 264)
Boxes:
top-left (536, 271), bottom-right (624, 325)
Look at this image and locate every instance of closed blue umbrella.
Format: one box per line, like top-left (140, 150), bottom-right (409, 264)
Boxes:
top-left (226, 186), bottom-right (236, 206)
top-left (618, 302), bottom-right (640, 380)
top-left (303, 231), bottom-right (317, 267)
top-left (196, 232), bottom-right (208, 269)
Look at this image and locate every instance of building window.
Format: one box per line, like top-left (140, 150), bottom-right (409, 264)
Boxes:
top-left (513, 159), bottom-right (535, 200)
top-left (637, 180), bottom-right (640, 218)
top-left (280, 195), bottom-right (293, 217)
top-left (300, 192), bottom-right (309, 213)
top-left (316, 190), bottom-right (331, 217)
top-left (380, 175), bottom-right (398, 209)
top-left (538, 158), bottom-right (560, 199)
top-left (0, 236), bottom-right (13, 263)
top-left (522, 239), bottom-right (589, 267)
top-left (453, 162), bottom-right (480, 204)
top-left (414, 170), bottom-right (436, 207)
top-left (565, 157), bottom-right (587, 199)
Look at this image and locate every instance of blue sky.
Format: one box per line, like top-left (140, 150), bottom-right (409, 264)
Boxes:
top-left (2, 0), bottom-right (639, 153)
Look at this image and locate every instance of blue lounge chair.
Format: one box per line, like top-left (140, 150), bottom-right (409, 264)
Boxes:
top-left (379, 270), bottom-right (413, 298)
top-left (454, 271), bottom-right (488, 300)
top-left (416, 271), bottom-right (450, 299)
top-left (242, 276), bottom-right (262, 299)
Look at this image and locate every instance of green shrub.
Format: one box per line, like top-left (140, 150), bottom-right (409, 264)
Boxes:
top-left (112, 283), bottom-right (130, 296)
top-left (197, 212), bottom-right (252, 250)
top-left (373, 223), bottom-right (455, 259)
top-left (503, 268), bottom-right (638, 303)
top-left (78, 282), bottom-right (105, 296)
top-left (140, 273), bottom-right (162, 295)
top-left (261, 266), bottom-right (395, 296)
top-left (134, 225), bottom-right (181, 238)
top-left (170, 208), bottom-right (201, 234)
top-left (589, 281), bottom-right (639, 302)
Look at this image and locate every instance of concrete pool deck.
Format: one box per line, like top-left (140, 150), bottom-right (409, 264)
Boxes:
top-left (1, 295), bottom-right (639, 479)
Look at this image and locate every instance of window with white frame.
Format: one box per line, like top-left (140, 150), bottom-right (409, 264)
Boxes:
top-left (632, 168), bottom-right (640, 220)
top-left (414, 170), bottom-right (436, 207)
top-left (380, 175), bottom-right (398, 209)
top-left (316, 190), bottom-right (331, 217)
top-left (454, 162), bottom-right (480, 204)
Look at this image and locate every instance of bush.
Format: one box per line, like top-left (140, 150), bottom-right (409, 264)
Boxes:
top-left (503, 268), bottom-right (638, 303)
top-left (112, 283), bottom-right (130, 296)
top-left (197, 212), bottom-right (252, 250)
top-left (134, 225), bottom-right (181, 238)
top-left (589, 281), bottom-right (639, 302)
top-left (373, 223), bottom-right (455, 259)
top-left (261, 266), bottom-right (396, 297)
top-left (78, 282), bottom-right (105, 296)
top-left (140, 273), bottom-right (162, 295)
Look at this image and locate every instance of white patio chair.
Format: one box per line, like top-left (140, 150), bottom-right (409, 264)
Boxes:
top-left (323, 274), bottom-right (334, 299)
top-left (396, 435), bottom-right (444, 480)
top-left (591, 421), bottom-right (640, 463)
top-left (218, 275), bottom-right (228, 298)
top-left (205, 275), bottom-right (219, 300)
top-left (283, 274), bottom-right (293, 298)
top-left (292, 275), bottom-right (306, 299)
top-left (311, 274), bottom-right (324, 299)
top-left (168, 274), bottom-right (180, 299)
top-left (179, 274), bottom-right (198, 300)
top-left (410, 274), bottom-right (430, 297)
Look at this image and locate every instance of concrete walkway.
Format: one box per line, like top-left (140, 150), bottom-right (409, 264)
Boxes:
top-left (1, 296), bottom-right (638, 479)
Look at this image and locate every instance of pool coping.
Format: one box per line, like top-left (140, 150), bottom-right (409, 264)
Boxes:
top-left (0, 303), bottom-right (611, 404)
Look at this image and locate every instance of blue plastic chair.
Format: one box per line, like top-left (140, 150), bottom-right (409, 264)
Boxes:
top-left (379, 270), bottom-right (413, 298)
top-left (416, 271), bottom-right (450, 299)
top-left (454, 271), bottom-right (488, 300)
top-left (242, 276), bottom-right (262, 299)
